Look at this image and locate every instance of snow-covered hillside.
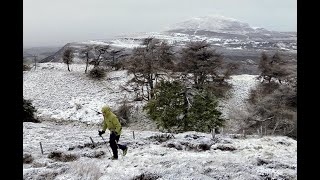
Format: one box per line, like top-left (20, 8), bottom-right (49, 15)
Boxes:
top-left (23, 63), bottom-right (258, 131)
top-left (23, 121), bottom-right (297, 180)
top-left (23, 63), bottom-right (296, 179)
top-left (23, 63), bottom-right (135, 124)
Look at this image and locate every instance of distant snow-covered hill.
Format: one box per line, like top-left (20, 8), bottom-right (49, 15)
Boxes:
top-left (167, 15), bottom-right (295, 40)
top-left (39, 15), bottom-right (296, 75)
top-left (169, 15), bottom-right (255, 34)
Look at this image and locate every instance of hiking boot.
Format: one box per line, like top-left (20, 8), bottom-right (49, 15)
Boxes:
top-left (109, 157), bottom-right (118, 160)
top-left (123, 147), bottom-right (128, 156)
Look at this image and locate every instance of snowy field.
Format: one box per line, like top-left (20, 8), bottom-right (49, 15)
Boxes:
top-left (23, 121), bottom-right (296, 180)
top-left (23, 63), bottom-right (296, 179)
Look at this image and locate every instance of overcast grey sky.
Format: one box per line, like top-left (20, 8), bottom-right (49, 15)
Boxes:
top-left (23, 0), bottom-right (296, 47)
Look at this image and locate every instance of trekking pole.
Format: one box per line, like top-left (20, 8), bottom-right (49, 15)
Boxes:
top-left (115, 140), bottom-right (120, 150)
top-left (100, 135), bottom-right (112, 156)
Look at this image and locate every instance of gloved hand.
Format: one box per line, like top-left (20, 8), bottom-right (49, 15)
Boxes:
top-left (98, 130), bottom-right (105, 136)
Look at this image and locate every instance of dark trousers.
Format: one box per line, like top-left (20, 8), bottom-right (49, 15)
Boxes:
top-left (109, 132), bottom-right (126, 158)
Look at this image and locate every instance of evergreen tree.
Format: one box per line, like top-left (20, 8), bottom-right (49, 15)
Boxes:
top-left (187, 91), bottom-right (225, 132)
top-left (144, 80), bottom-right (185, 131)
top-left (144, 80), bottom-right (225, 133)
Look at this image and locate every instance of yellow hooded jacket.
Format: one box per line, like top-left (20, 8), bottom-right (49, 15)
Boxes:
top-left (101, 106), bottom-right (122, 135)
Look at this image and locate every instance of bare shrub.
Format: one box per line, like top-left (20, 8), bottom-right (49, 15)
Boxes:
top-left (165, 139), bottom-right (213, 152)
top-left (166, 143), bottom-right (183, 150)
top-left (246, 82), bottom-right (296, 138)
top-left (23, 64), bottom-right (32, 71)
top-left (131, 172), bottom-right (161, 180)
top-left (179, 141), bottom-right (213, 152)
top-left (256, 157), bottom-right (271, 166)
top-left (75, 103), bottom-right (82, 110)
top-left (23, 153), bottom-right (34, 164)
top-left (203, 82), bottom-right (232, 98)
top-left (48, 151), bottom-right (79, 162)
top-left (68, 142), bottom-right (104, 150)
top-left (88, 67), bottom-right (106, 80)
top-left (248, 81), bottom-right (279, 104)
top-left (246, 53), bottom-right (296, 138)
top-left (212, 144), bottom-right (237, 151)
top-left (225, 103), bottom-right (251, 133)
top-left (148, 133), bottom-right (174, 143)
top-left (114, 99), bottom-right (133, 126)
top-left (38, 171), bottom-right (59, 180)
top-left (23, 98), bottom-right (40, 123)
top-left (198, 143), bottom-right (211, 151)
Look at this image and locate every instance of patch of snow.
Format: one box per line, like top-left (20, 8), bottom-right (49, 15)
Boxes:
top-left (81, 40), bottom-right (110, 46)
top-left (110, 39), bottom-right (142, 49)
top-left (23, 63), bottom-right (135, 124)
top-left (219, 74), bottom-right (259, 132)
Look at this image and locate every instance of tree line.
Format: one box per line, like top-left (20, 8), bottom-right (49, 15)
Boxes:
top-left (50, 38), bottom-right (297, 138)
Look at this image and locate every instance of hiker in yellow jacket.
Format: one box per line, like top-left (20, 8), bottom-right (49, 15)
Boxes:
top-left (98, 105), bottom-right (128, 160)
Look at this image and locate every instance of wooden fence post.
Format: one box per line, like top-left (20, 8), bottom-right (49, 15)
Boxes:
top-left (39, 142), bottom-right (43, 155)
top-left (211, 128), bottom-right (216, 139)
top-left (89, 137), bottom-right (96, 147)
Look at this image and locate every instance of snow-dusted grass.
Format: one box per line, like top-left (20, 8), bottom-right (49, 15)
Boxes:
top-left (23, 121), bottom-right (297, 180)
top-left (219, 75), bottom-right (259, 133)
top-left (23, 63), bottom-right (139, 124)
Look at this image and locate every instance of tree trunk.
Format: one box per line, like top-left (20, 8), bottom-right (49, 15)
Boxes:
top-left (182, 88), bottom-right (189, 131)
top-left (85, 59), bottom-right (89, 73)
top-left (211, 129), bottom-right (216, 139)
top-left (272, 122), bottom-right (279, 135)
top-left (149, 74), bottom-right (154, 99)
top-left (85, 53), bottom-right (89, 73)
top-left (67, 64), bottom-right (70, 72)
top-left (112, 55), bottom-right (115, 70)
top-left (34, 56), bottom-right (37, 70)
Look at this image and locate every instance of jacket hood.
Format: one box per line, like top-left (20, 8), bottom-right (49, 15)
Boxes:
top-left (101, 105), bottom-right (111, 114)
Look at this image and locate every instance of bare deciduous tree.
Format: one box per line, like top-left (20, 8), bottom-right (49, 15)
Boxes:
top-left (80, 46), bottom-right (93, 73)
top-left (258, 52), bottom-right (290, 83)
top-left (91, 45), bottom-right (110, 68)
top-left (246, 53), bottom-right (297, 138)
top-left (62, 48), bottom-right (74, 72)
top-left (109, 48), bottom-right (127, 70)
top-left (178, 40), bottom-right (228, 88)
top-left (127, 38), bottom-right (175, 100)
